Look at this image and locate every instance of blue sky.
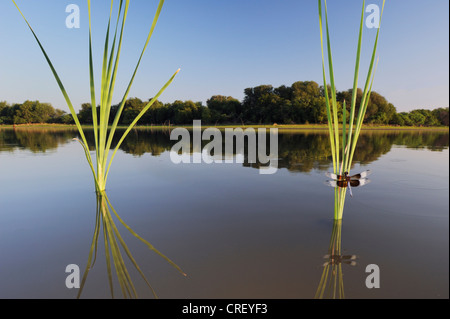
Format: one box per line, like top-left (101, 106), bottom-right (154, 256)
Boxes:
top-left (0, 0), bottom-right (448, 113)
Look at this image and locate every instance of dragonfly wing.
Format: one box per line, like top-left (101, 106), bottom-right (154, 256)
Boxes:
top-left (359, 170), bottom-right (372, 179)
top-left (343, 261), bottom-right (357, 266)
top-left (325, 172), bottom-right (339, 180)
top-left (324, 180), bottom-right (338, 188)
top-left (349, 178), bottom-right (370, 187)
top-left (350, 170), bottom-right (372, 180)
top-left (357, 178), bottom-right (371, 187)
top-left (350, 170), bottom-right (372, 179)
top-left (349, 180), bottom-right (361, 187)
top-left (342, 255), bottom-right (357, 260)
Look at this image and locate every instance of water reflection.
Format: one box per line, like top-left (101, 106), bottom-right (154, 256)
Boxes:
top-left (78, 191), bottom-right (186, 299)
top-left (0, 127), bottom-right (77, 153)
top-left (1, 127), bottom-right (448, 173)
top-left (315, 220), bottom-right (356, 299)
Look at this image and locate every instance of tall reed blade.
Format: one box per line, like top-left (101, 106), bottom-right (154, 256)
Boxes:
top-left (345, 1), bottom-right (384, 175)
top-left (341, 100), bottom-right (347, 174)
top-left (318, 0), bottom-right (337, 173)
top-left (323, 0), bottom-right (340, 174)
top-left (103, 0), bottom-right (167, 179)
top-left (11, 0), bottom-right (98, 185)
top-left (88, 0), bottom-right (99, 161)
top-left (344, 1), bottom-right (367, 173)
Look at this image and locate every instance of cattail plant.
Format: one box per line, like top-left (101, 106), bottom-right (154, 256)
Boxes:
top-left (13, 0), bottom-right (186, 297)
top-left (12, 0), bottom-right (179, 193)
top-left (318, 0), bottom-right (385, 219)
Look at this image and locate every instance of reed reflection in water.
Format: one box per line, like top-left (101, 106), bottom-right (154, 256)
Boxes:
top-left (315, 220), bottom-right (356, 299)
top-left (78, 191), bottom-right (186, 299)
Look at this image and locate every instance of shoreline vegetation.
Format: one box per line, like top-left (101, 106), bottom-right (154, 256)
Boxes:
top-left (1, 83), bottom-right (449, 130)
top-left (2, 122), bottom-right (448, 131)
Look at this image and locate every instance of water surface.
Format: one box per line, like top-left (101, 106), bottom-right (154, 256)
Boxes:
top-left (0, 127), bottom-right (448, 298)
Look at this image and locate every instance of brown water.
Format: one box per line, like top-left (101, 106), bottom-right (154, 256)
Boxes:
top-left (0, 127), bottom-right (448, 298)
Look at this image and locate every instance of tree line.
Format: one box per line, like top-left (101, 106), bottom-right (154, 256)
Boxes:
top-left (1, 81), bottom-right (448, 127)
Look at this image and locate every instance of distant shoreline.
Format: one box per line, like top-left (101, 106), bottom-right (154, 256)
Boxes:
top-left (1, 123), bottom-right (448, 131)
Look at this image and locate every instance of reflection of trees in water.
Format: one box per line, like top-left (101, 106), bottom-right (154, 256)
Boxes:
top-left (1, 128), bottom-right (448, 173)
top-left (245, 130), bottom-right (449, 172)
top-left (276, 133), bottom-right (333, 172)
top-left (0, 128), bottom-right (77, 153)
top-left (116, 129), bottom-right (173, 156)
top-left (81, 128), bottom-right (173, 156)
top-left (352, 131), bottom-right (448, 165)
top-left (391, 131), bottom-right (449, 151)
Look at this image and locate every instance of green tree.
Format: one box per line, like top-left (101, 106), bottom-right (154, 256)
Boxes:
top-left (171, 100), bottom-right (202, 124)
top-left (399, 112), bottom-right (413, 126)
top-left (242, 85), bottom-right (274, 124)
top-left (13, 100), bottom-right (34, 124)
top-left (201, 106), bottom-right (212, 123)
top-left (0, 101), bottom-right (9, 124)
top-left (207, 95), bottom-right (242, 123)
top-left (290, 81), bottom-right (327, 124)
top-left (144, 99), bottom-right (164, 124)
top-left (408, 110), bottom-right (426, 126)
top-left (366, 93), bottom-right (395, 124)
top-left (78, 103), bottom-right (94, 124)
top-left (389, 112), bottom-right (405, 126)
top-left (432, 107), bottom-right (449, 126)
top-left (33, 102), bottom-right (56, 123)
top-left (121, 98), bottom-right (145, 125)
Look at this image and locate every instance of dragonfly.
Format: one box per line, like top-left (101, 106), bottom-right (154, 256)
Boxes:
top-left (323, 254), bottom-right (357, 267)
top-left (324, 170), bottom-right (372, 197)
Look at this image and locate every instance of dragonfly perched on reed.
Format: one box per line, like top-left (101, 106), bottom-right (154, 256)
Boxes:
top-left (322, 253), bottom-right (357, 267)
top-left (325, 170), bottom-right (371, 197)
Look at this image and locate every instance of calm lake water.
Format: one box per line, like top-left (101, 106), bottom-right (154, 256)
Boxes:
top-left (0, 127), bottom-right (448, 299)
